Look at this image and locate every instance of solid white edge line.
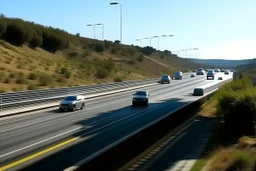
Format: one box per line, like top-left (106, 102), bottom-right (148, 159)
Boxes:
top-left (0, 127), bottom-right (83, 158)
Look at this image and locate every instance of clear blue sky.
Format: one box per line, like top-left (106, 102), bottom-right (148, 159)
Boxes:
top-left (1, 0), bottom-right (256, 59)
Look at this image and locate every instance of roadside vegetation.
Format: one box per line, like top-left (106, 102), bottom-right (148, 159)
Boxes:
top-left (0, 15), bottom-right (201, 92)
top-left (191, 74), bottom-right (256, 171)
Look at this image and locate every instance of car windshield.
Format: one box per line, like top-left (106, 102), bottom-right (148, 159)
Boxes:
top-left (175, 72), bottom-right (181, 75)
top-left (162, 76), bottom-right (169, 79)
top-left (197, 68), bottom-right (203, 71)
top-left (135, 91), bottom-right (147, 96)
top-left (64, 96), bottom-right (77, 101)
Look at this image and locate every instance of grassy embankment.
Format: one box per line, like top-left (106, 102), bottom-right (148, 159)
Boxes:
top-left (191, 75), bottom-right (256, 171)
top-left (0, 17), bottom-right (202, 92)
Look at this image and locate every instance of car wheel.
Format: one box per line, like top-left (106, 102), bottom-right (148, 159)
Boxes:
top-left (72, 105), bottom-right (76, 112)
top-left (80, 103), bottom-right (85, 110)
top-left (59, 108), bottom-right (63, 112)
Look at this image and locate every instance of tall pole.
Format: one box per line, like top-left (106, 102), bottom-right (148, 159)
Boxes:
top-left (120, 4), bottom-right (122, 44)
top-left (110, 2), bottom-right (122, 70)
top-left (87, 24), bottom-right (96, 51)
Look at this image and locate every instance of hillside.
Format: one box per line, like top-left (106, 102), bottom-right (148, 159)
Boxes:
top-left (0, 16), bottom-right (201, 92)
top-left (189, 58), bottom-right (255, 68)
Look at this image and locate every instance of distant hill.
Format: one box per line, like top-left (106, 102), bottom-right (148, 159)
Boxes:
top-left (188, 58), bottom-right (256, 68)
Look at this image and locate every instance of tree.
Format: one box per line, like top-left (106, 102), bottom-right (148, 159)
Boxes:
top-left (4, 21), bottom-right (27, 46)
top-left (30, 33), bottom-right (43, 48)
top-left (140, 46), bottom-right (156, 55)
top-left (0, 18), bottom-right (7, 38)
top-left (114, 40), bottom-right (120, 44)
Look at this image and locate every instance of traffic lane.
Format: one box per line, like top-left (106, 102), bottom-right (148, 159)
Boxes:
top-left (0, 76), bottom-right (205, 131)
top-left (145, 117), bottom-right (212, 171)
top-left (0, 78), bottom-right (208, 165)
top-left (0, 76), bottom-right (206, 134)
top-left (0, 78), bottom-right (207, 164)
top-left (18, 85), bottom-right (213, 171)
top-left (0, 79), bottom-right (212, 170)
top-left (0, 76), bottom-right (209, 145)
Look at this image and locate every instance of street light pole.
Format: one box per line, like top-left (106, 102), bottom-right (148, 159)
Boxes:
top-left (110, 2), bottom-right (122, 70)
top-left (96, 23), bottom-right (104, 52)
top-left (87, 24), bottom-right (96, 51)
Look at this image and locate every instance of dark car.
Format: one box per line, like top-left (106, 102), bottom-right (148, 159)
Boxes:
top-left (207, 70), bottom-right (215, 80)
top-left (132, 90), bottom-right (149, 106)
top-left (158, 75), bottom-right (171, 84)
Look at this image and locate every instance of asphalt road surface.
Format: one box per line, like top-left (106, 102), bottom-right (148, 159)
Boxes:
top-left (0, 73), bottom-right (232, 171)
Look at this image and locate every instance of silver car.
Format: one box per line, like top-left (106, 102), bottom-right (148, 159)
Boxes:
top-left (132, 90), bottom-right (149, 106)
top-left (174, 71), bottom-right (183, 80)
top-left (59, 95), bottom-right (85, 112)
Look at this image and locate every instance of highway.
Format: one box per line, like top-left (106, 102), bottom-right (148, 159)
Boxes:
top-left (0, 73), bottom-right (231, 171)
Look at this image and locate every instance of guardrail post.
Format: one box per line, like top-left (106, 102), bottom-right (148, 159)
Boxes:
top-left (19, 93), bottom-right (22, 107)
top-left (37, 91), bottom-right (39, 103)
top-left (0, 94), bottom-right (2, 111)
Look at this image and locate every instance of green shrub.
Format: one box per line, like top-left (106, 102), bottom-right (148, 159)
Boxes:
top-left (9, 73), bottom-right (15, 78)
top-left (27, 84), bottom-right (38, 90)
top-left (114, 77), bottom-right (122, 82)
top-left (4, 77), bottom-right (11, 83)
top-left (136, 54), bottom-right (144, 62)
top-left (38, 75), bottom-right (52, 86)
top-left (15, 76), bottom-right (26, 84)
top-left (60, 67), bottom-right (68, 74)
top-left (216, 77), bottom-right (256, 136)
top-left (64, 71), bottom-right (71, 78)
top-left (95, 67), bottom-right (109, 79)
top-left (28, 73), bottom-right (38, 80)
top-left (94, 43), bottom-right (104, 52)
top-left (227, 151), bottom-right (250, 171)
top-left (111, 48), bottom-right (117, 54)
top-left (16, 64), bottom-right (23, 69)
top-left (56, 77), bottom-right (66, 83)
top-left (103, 58), bottom-right (115, 71)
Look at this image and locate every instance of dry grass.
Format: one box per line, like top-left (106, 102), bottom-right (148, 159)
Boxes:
top-left (203, 136), bottom-right (256, 171)
top-left (198, 99), bottom-right (217, 118)
top-left (0, 41), bottom-right (177, 92)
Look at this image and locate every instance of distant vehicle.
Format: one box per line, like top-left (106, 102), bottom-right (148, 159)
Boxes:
top-left (207, 70), bottom-right (215, 80)
top-left (193, 88), bottom-right (204, 96)
top-left (132, 90), bottom-right (149, 106)
top-left (158, 75), bottom-right (171, 84)
top-left (220, 69), bottom-right (225, 72)
top-left (191, 73), bottom-right (196, 77)
top-left (196, 68), bottom-right (205, 75)
top-left (218, 76), bottom-right (223, 80)
top-left (230, 69), bottom-right (235, 72)
top-left (174, 71), bottom-right (183, 80)
top-left (59, 95), bottom-right (85, 112)
top-left (224, 70), bottom-right (230, 75)
top-left (214, 68), bottom-right (220, 73)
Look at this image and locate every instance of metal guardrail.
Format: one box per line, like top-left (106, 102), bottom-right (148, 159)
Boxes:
top-left (0, 78), bottom-right (159, 111)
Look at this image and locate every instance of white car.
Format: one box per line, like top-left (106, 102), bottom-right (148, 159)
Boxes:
top-left (132, 90), bottom-right (149, 106)
top-left (196, 68), bottom-right (205, 75)
top-left (59, 95), bottom-right (85, 112)
top-left (224, 70), bottom-right (230, 75)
